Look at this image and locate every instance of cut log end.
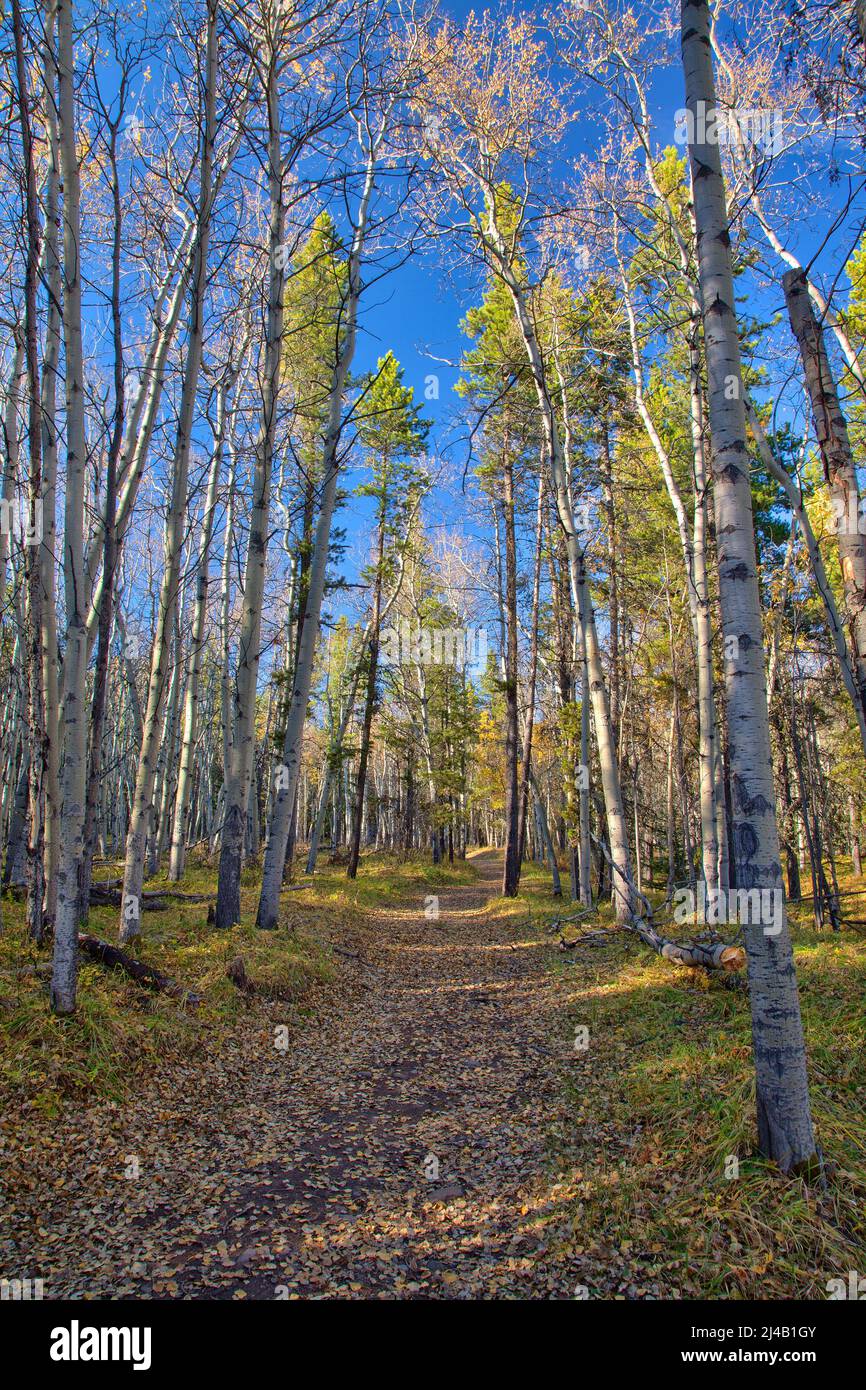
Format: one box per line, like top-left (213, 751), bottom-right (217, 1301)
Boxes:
top-left (718, 945), bottom-right (747, 973)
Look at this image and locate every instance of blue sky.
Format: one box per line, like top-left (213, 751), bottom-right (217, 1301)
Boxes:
top-left (334, 4), bottom-right (691, 609)
top-left (100, 2), bottom-right (863, 644)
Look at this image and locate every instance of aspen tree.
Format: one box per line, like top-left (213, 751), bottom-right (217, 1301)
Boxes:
top-left (681, 0), bottom-right (817, 1171)
top-left (120, 0), bottom-right (220, 943)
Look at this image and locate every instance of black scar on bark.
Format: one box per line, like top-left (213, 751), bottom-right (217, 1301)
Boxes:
top-left (717, 462), bottom-right (743, 485)
top-left (716, 228), bottom-right (731, 248)
top-left (726, 561), bottom-right (750, 581)
top-left (733, 774), bottom-right (773, 820)
top-left (734, 823), bottom-right (759, 880)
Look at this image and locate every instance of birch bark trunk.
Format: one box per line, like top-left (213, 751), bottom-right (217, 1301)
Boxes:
top-left (681, 0), bottom-right (817, 1172)
top-left (12, 0), bottom-right (48, 949)
top-left (79, 120), bottom-right (124, 922)
top-left (501, 454), bottom-right (521, 896)
top-left (120, 0), bottom-right (219, 942)
top-left (51, 0), bottom-right (91, 1005)
top-left (256, 141), bottom-right (380, 929)
top-left (38, 6), bottom-right (62, 930)
top-left (215, 49), bottom-right (286, 928)
top-left (169, 366), bottom-right (235, 880)
top-left (489, 237), bottom-right (634, 921)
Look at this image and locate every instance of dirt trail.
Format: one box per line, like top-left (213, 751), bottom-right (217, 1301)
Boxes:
top-left (8, 851), bottom-right (594, 1299)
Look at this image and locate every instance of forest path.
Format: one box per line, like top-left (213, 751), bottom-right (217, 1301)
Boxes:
top-left (13, 851), bottom-right (594, 1300)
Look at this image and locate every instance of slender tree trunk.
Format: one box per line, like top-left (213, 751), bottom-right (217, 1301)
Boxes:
top-left (306, 638), bottom-right (367, 874)
top-left (12, 0), bottom-right (48, 950)
top-left (849, 794), bottom-right (862, 876)
top-left (50, 0), bottom-right (91, 1006)
top-left (784, 268), bottom-right (866, 732)
top-left (215, 48), bottom-right (286, 928)
top-left (772, 701), bottom-right (802, 900)
top-left (347, 497), bottom-right (387, 880)
top-left (501, 456), bottom-right (520, 895)
top-left (682, 0), bottom-right (817, 1172)
top-left (257, 143), bottom-right (380, 929)
top-left (517, 465), bottom-right (544, 865)
top-left (38, 6), bottom-right (62, 931)
top-left (487, 231), bottom-right (634, 920)
top-left (688, 332), bottom-right (720, 893)
top-left (746, 396), bottom-right (866, 758)
top-left (169, 368), bottom-right (234, 880)
top-left (620, 259), bottom-right (719, 892)
top-left (121, 0), bottom-right (218, 941)
top-left (80, 124), bottom-right (124, 922)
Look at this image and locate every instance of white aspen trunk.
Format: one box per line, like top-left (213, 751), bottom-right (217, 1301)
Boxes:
top-left (256, 141), bottom-right (380, 930)
top-left (486, 223), bottom-right (633, 921)
top-left (215, 52), bottom-right (286, 929)
top-left (79, 225), bottom-right (195, 660)
top-left (1, 342), bottom-right (24, 900)
top-left (80, 107), bottom-right (246, 658)
top-left (11, 0), bottom-right (48, 943)
top-left (151, 608), bottom-right (183, 873)
top-left (168, 367), bottom-right (235, 879)
top-left (51, 0), bottom-right (90, 1010)
top-left (618, 253), bottom-right (719, 897)
top-left (219, 423), bottom-right (240, 786)
top-left (681, 0), bottom-right (817, 1172)
top-left (0, 336), bottom-right (24, 591)
top-left (120, 1), bottom-right (219, 941)
top-left (38, 7), bottom-right (62, 929)
top-left (687, 331), bottom-right (721, 895)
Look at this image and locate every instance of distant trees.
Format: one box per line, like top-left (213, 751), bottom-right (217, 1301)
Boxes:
top-left (346, 352), bottom-right (429, 880)
top-left (256, 4), bottom-right (420, 928)
top-left (411, 12), bottom-right (636, 920)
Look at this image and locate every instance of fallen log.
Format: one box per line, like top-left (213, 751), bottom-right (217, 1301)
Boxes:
top-left (89, 885), bottom-right (164, 912)
top-left (89, 883), bottom-right (214, 911)
top-left (558, 928), bottom-right (618, 950)
top-left (576, 833), bottom-right (746, 975)
top-left (77, 934), bottom-right (202, 1005)
top-left (629, 918), bottom-right (745, 972)
top-left (557, 920), bottom-right (745, 971)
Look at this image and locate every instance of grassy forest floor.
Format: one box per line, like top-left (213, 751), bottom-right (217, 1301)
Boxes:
top-left (0, 848), bottom-right (864, 1299)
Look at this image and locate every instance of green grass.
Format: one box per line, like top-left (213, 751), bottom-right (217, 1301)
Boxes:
top-left (8, 844), bottom-right (859, 1296)
top-left (0, 848), bottom-right (471, 1117)
top-left (488, 857), bottom-right (866, 1298)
